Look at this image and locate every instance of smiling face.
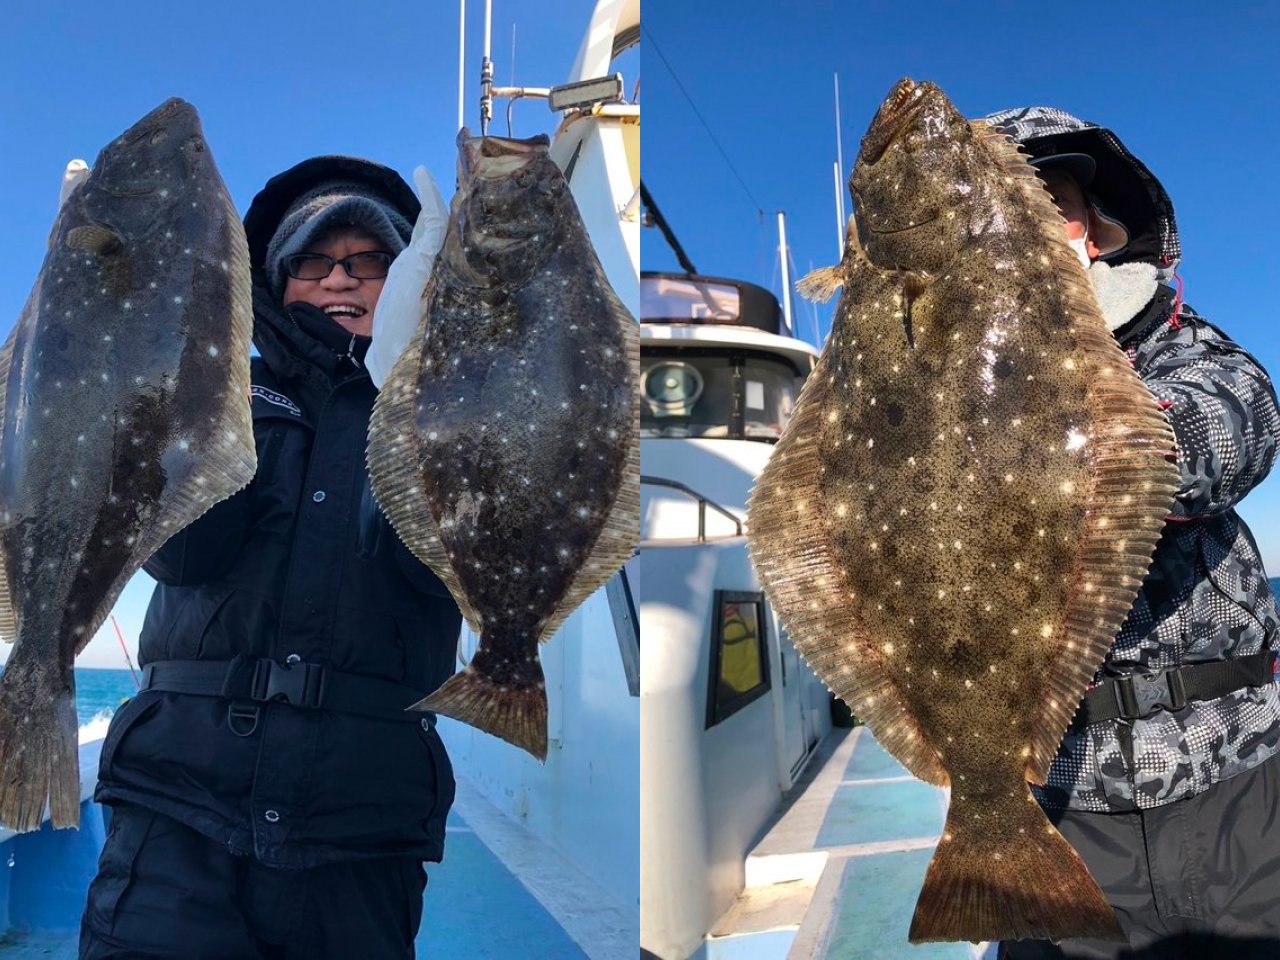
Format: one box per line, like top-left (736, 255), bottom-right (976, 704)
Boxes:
top-left (281, 228), bottom-right (388, 336)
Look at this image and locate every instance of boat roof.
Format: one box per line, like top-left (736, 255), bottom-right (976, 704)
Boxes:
top-left (641, 272), bottom-right (819, 372)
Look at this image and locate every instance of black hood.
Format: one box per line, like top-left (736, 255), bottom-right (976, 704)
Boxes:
top-left (243, 155), bottom-right (420, 281)
top-left (243, 156), bottom-right (419, 393)
top-left (982, 106), bottom-right (1179, 275)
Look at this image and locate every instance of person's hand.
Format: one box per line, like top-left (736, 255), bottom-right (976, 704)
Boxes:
top-left (366, 165), bottom-right (448, 389)
top-left (48, 159), bottom-right (89, 247)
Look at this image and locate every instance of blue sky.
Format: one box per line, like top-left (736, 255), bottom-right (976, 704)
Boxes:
top-left (642, 2), bottom-right (1280, 571)
top-left (0, 0), bottom-right (615, 668)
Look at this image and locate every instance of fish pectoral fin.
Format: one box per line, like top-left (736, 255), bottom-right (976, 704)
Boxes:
top-left (65, 224), bottom-right (133, 296)
top-left (66, 223), bottom-right (124, 256)
top-left (797, 264), bottom-right (844, 303)
top-left (900, 270), bottom-right (932, 348)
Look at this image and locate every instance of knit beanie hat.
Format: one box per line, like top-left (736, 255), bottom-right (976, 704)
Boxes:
top-left (264, 180), bottom-right (413, 300)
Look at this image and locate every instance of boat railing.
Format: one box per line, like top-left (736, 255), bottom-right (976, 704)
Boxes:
top-left (640, 475), bottom-right (745, 547)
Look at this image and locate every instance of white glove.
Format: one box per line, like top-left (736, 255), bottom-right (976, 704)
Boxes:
top-left (59, 159), bottom-right (90, 208)
top-left (367, 165), bottom-right (448, 389)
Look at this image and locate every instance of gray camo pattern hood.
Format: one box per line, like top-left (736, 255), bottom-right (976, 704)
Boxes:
top-left (984, 106), bottom-right (1181, 276)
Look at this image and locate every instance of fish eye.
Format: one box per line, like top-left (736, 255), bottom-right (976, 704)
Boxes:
top-left (150, 130), bottom-right (167, 145)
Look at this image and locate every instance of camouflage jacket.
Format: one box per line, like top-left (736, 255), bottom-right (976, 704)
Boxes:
top-left (1038, 287), bottom-right (1280, 811)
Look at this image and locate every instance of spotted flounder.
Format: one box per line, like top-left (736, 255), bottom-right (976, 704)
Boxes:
top-left (368, 130), bottom-right (639, 761)
top-left (747, 79), bottom-right (1180, 943)
top-left (0, 98), bottom-right (255, 831)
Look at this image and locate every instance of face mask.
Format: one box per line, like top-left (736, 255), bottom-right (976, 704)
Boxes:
top-left (1067, 235), bottom-right (1091, 269)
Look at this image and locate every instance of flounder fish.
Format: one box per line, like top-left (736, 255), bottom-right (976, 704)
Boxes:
top-left (368, 129), bottom-right (639, 761)
top-left (0, 98), bottom-right (256, 831)
top-left (747, 78), bottom-right (1180, 943)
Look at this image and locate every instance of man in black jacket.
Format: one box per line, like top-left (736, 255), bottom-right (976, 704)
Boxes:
top-left (79, 157), bottom-right (461, 959)
top-left (985, 108), bottom-right (1280, 959)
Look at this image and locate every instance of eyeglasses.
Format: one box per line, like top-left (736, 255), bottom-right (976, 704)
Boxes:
top-left (284, 251), bottom-right (393, 281)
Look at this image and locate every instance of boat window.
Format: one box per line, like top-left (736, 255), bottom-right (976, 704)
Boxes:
top-left (741, 357), bottom-right (798, 441)
top-left (706, 590), bottom-right (771, 727)
top-left (642, 277), bottom-right (741, 324)
top-left (641, 352), bottom-right (800, 442)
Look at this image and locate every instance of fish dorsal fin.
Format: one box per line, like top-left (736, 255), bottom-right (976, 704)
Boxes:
top-left (971, 118), bottom-right (1182, 783)
top-left (0, 328), bottom-right (19, 643)
top-left (748, 348), bottom-right (949, 788)
top-left (66, 224), bottom-right (123, 256)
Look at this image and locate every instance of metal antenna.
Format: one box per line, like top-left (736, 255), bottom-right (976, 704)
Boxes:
top-left (457, 0), bottom-right (466, 131)
top-left (834, 72), bottom-right (847, 257)
top-left (479, 0), bottom-right (494, 135)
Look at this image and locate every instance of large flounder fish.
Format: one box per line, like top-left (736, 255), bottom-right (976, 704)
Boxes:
top-left (0, 98), bottom-right (255, 831)
top-left (368, 130), bottom-right (639, 761)
top-left (747, 79), bottom-right (1180, 943)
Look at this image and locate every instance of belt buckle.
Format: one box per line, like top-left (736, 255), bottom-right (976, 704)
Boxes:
top-left (261, 659), bottom-right (326, 709)
top-left (1114, 670), bottom-right (1187, 720)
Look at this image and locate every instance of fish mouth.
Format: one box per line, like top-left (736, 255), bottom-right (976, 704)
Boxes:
top-left (457, 128), bottom-right (551, 180)
top-left (860, 78), bottom-right (935, 164)
top-left (862, 211), bottom-right (942, 235)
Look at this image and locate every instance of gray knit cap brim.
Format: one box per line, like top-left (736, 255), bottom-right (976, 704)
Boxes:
top-left (265, 180), bottom-right (413, 299)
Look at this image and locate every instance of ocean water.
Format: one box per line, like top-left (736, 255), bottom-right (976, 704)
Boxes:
top-left (76, 667), bottom-right (139, 740)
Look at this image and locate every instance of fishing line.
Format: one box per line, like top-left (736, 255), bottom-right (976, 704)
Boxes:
top-left (110, 614), bottom-right (140, 690)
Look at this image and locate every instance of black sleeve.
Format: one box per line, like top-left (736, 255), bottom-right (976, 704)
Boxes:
top-left (143, 486), bottom-right (252, 586)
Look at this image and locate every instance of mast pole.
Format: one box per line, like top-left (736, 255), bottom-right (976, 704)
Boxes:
top-left (833, 161), bottom-right (844, 257)
top-left (778, 211), bottom-right (794, 336)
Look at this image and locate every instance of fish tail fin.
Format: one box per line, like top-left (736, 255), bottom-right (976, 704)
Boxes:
top-left (796, 264), bottom-right (844, 303)
top-left (415, 661), bottom-right (548, 762)
top-left (909, 790), bottom-right (1123, 944)
top-left (0, 660), bottom-right (80, 832)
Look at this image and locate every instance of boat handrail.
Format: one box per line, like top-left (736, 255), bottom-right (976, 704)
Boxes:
top-left (640, 475), bottom-right (744, 545)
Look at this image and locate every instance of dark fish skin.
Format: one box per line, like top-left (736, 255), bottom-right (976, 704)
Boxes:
top-left (0, 98), bottom-right (255, 831)
top-left (369, 130), bottom-right (639, 761)
top-left (748, 79), bottom-right (1180, 943)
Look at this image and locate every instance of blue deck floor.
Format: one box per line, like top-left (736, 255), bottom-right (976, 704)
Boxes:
top-left (423, 815), bottom-right (587, 958)
top-left (721, 727), bottom-right (993, 959)
top-left (0, 807), bottom-right (587, 959)
top-left (812, 730), bottom-right (990, 959)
